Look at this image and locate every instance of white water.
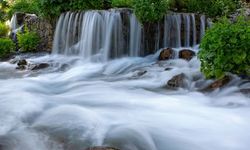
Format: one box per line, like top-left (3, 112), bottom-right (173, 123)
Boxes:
top-left (53, 10), bottom-right (206, 60)
top-left (0, 49), bottom-right (249, 150)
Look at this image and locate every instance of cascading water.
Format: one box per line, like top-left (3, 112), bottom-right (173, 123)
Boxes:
top-left (1, 9), bottom-right (249, 150)
top-left (10, 14), bottom-right (18, 31)
top-left (52, 10), bottom-right (207, 60)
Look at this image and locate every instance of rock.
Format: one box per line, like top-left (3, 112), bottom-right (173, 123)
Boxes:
top-left (166, 73), bottom-right (186, 89)
top-left (31, 63), bottom-right (49, 70)
top-left (240, 88), bottom-right (250, 97)
top-left (179, 49), bottom-right (196, 61)
top-left (85, 147), bottom-right (120, 150)
top-left (159, 48), bottom-right (174, 61)
top-left (17, 59), bottom-right (27, 66)
top-left (165, 68), bottom-right (172, 71)
top-left (137, 70), bottom-right (147, 76)
top-left (201, 76), bottom-right (232, 92)
top-left (16, 65), bottom-right (26, 70)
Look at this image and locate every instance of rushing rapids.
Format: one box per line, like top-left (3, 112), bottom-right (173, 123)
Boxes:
top-left (53, 9), bottom-right (207, 60)
top-left (0, 10), bottom-right (249, 150)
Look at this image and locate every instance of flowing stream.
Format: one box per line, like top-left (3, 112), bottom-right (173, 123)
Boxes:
top-left (1, 10), bottom-right (250, 150)
top-left (0, 50), bottom-right (249, 150)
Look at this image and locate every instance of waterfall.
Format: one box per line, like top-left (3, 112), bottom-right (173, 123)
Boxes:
top-left (200, 15), bottom-right (206, 41)
top-left (10, 14), bottom-right (18, 31)
top-left (183, 14), bottom-right (191, 47)
top-left (129, 14), bottom-right (142, 57)
top-left (52, 10), bottom-right (208, 60)
top-left (191, 14), bottom-right (197, 46)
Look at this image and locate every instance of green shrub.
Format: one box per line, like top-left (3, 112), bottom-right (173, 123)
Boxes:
top-left (0, 22), bottom-right (9, 37)
top-left (8, 0), bottom-right (40, 17)
top-left (38, 0), bottom-right (105, 20)
top-left (111, 0), bottom-right (133, 8)
top-left (187, 0), bottom-right (239, 18)
top-left (0, 38), bottom-right (15, 58)
top-left (134, 0), bottom-right (168, 23)
top-left (17, 28), bottom-right (40, 52)
top-left (168, 0), bottom-right (189, 11)
top-left (198, 16), bottom-right (250, 79)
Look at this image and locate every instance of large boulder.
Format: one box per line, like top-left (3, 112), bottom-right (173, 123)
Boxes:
top-left (85, 147), bottom-right (120, 150)
top-left (159, 48), bottom-right (174, 61)
top-left (179, 49), bottom-right (196, 61)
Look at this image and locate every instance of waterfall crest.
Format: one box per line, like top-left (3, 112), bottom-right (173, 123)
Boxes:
top-left (53, 9), bottom-right (207, 61)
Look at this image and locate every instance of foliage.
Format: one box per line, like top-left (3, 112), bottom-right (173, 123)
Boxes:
top-left (8, 0), bottom-right (39, 17)
top-left (198, 16), bottom-right (250, 79)
top-left (186, 0), bottom-right (240, 18)
top-left (38, 0), bottom-right (105, 20)
top-left (0, 38), bottom-right (15, 58)
top-left (167, 0), bottom-right (189, 11)
top-left (133, 0), bottom-right (168, 23)
top-left (111, 0), bottom-right (133, 8)
top-left (0, 0), bottom-right (10, 21)
top-left (0, 22), bottom-right (9, 37)
top-left (17, 27), bottom-right (40, 52)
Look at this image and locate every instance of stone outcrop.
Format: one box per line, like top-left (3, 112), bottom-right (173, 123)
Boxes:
top-left (159, 48), bottom-right (174, 60)
top-left (24, 14), bottom-right (54, 51)
top-left (179, 49), bottom-right (196, 61)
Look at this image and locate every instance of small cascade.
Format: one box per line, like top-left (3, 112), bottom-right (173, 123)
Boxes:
top-left (191, 14), bottom-right (197, 46)
top-left (129, 13), bottom-right (142, 57)
top-left (200, 15), bottom-right (206, 41)
top-left (183, 14), bottom-right (191, 47)
top-left (10, 14), bottom-right (18, 31)
top-left (52, 9), bottom-right (208, 61)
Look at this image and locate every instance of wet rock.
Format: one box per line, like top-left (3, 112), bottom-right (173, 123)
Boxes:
top-left (179, 49), bottom-right (196, 61)
top-left (16, 65), bottom-right (26, 70)
top-left (17, 59), bottom-right (28, 66)
top-left (240, 88), bottom-right (250, 96)
top-left (159, 48), bottom-right (174, 61)
top-left (165, 68), bottom-right (173, 71)
top-left (31, 63), bottom-right (49, 70)
top-left (137, 70), bottom-right (147, 76)
top-left (85, 147), bottom-right (120, 150)
top-left (166, 73), bottom-right (186, 89)
top-left (201, 76), bottom-right (232, 92)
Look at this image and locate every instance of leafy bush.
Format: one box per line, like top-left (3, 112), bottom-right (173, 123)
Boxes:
top-left (0, 0), bottom-right (9, 21)
top-left (168, 0), bottom-right (189, 11)
top-left (186, 0), bottom-right (239, 18)
top-left (8, 0), bottom-right (40, 17)
top-left (134, 0), bottom-right (168, 23)
top-left (17, 28), bottom-right (40, 52)
top-left (38, 0), bottom-right (105, 20)
top-left (0, 38), bottom-right (15, 58)
top-left (111, 0), bottom-right (133, 8)
top-left (199, 16), bottom-right (250, 79)
top-left (0, 22), bottom-right (9, 37)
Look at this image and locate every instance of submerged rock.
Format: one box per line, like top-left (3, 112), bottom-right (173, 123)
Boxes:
top-left (201, 76), bottom-right (232, 92)
top-left (85, 147), bottom-right (120, 150)
top-left (31, 63), bottom-right (49, 70)
top-left (159, 48), bottom-right (174, 61)
top-left (17, 59), bottom-right (28, 66)
top-left (179, 49), bottom-right (195, 61)
top-left (166, 73), bottom-right (187, 89)
top-left (16, 59), bottom-right (28, 70)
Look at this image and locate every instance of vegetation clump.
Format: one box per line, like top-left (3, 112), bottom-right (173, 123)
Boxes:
top-left (17, 27), bottom-right (40, 52)
top-left (199, 16), bottom-right (250, 79)
top-left (133, 0), bottom-right (168, 23)
top-left (0, 22), bottom-right (9, 37)
top-left (0, 38), bottom-right (15, 59)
